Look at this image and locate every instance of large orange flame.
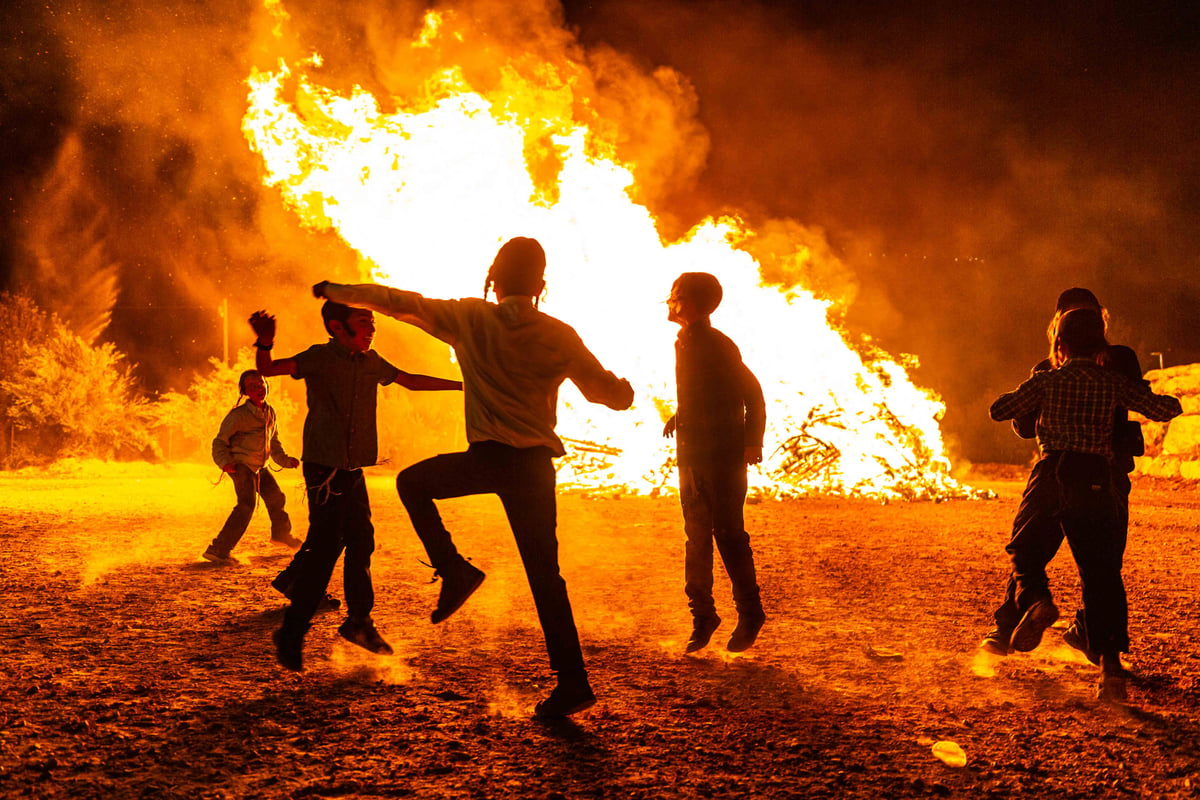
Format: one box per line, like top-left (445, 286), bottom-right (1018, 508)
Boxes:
top-left (242, 6), bottom-right (975, 500)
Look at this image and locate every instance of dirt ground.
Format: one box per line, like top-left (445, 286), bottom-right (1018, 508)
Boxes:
top-left (1, 461), bottom-right (1199, 799)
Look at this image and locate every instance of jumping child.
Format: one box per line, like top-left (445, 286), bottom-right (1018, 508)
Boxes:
top-left (988, 307), bottom-right (1181, 701)
top-left (251, 303), bottom-right (462, 671)
top-left (204, 369), bottom-right (301, 565)
top-left (662, 272), bottom-right (767, 654)
top-left (314, 236), bottom-right (634, 718)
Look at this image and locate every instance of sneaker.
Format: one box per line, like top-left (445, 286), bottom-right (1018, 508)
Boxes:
top-left (1062, 622), bottom-right (1100, 665)
top-left (1010, 599), bottom-right (1059, 653)
top-left (726, 612), bottom-right (766, 653)
top-left (337, 618), bottom-right (394, 656)
top-left (685, 615), bottom-right (722, 653)
top-left (273, 627), bottom-right (304, 672)
top-left (202, 545), bottom-right (238, 565)
top-left (1097, 671), bottom-right (1128, 702)
top-left (431, 560), bottom-right (486, 624)
top-left (271, 571), bottom-right (294, 598)
top-left (534, 674), bottom-right (597, 719)
top-left (979, 627), bottom-right (1012, 656)
top-left (271, 532), bottom-right (303, 549)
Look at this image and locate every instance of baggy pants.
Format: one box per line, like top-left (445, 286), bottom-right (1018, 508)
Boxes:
top-left (280, 464), bottom-right (375, 636)
top-left (679, 459), bottom-right (763, 622)
top-left (993, 451), bottom-right (1128, 653)
top-left (395, 441), bottom-right (585, 676)
top-left (211, 464), bottom-right (291, 554)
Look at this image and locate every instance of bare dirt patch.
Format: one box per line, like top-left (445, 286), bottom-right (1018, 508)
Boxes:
top-left (2, 462), bottom-right (1199, 798)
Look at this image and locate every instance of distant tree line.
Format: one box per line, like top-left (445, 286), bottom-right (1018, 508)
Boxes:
top-left (0, 292), bottom-right (298, 469)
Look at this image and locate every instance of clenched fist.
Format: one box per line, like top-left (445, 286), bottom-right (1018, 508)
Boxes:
top-left (249, 310), bottom-right (276, 345)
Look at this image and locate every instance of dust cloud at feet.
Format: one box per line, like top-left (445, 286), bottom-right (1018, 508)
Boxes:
top-left (2, 463), bottom-right (1199, 798)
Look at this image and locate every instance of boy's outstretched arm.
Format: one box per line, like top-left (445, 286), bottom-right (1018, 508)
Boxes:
top-left (568, 347), bottom-right (634, 410)
top-left (989, 376), bottom-right (1041, 421)
top-left (314, 281), bottom-right (436, 335)
top-left (393, 370), bottom-right (463, 392)
top-left (249, 311), bottom-right (297, 377)
top-left (1117, 381), bottom-right (1182, 422)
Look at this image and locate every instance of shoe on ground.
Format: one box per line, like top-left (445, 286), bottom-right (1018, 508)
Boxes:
top-left (273, 627), bottom-right (304, 672)
top-left (316, 593), bottom-right (341, 612)
top-left (271, 532), bottom-right (303, 549)
top-left (727, 612), bottom-right (766, 653)
top-left (202, 546), bottom-right (238, 566)
top-left (1010, 599), bottom-right (1059, 653)
top-left (431, 560), bottom-right (486, 624)
top-left (1062, 622), bottom-right (1100, 665)
top-left (1097, 670), bottom-right (1128, 702)
top-left (685, 615), bottom-right (722, 653)
top-left (534, 675), bottom-right (597, 719)
top-left (271, 571), bottom-right (294, 598)
top-left (979, 627), bottom-right (1012, 656)
top-left (338, 618), bottom-right (394, 656)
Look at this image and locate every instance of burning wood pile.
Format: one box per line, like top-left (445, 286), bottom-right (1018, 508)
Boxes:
top-left (1134, 363), bottom-right (1200, 480)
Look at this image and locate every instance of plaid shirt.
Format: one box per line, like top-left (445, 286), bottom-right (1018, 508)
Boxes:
top-left (990, 358), bottom-right (1181, 457)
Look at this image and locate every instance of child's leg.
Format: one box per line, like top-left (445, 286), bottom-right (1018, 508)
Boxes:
top-left (1072, 468), bottom-right (1132, 645)
top-left (679, 465), bottom-right (718, 622)
top-left (1060, 463), bottom-right (1128, 656)
top-left (281, 464), bottom-right (350, 636)
top-left (211, 464), bottom-right (258, 555)
top-left (396, 446), bottom-right (508, 571)
top-left (496, 447), bottom-right (585, 677)
top-left (1006, 455), bottom-right (1068, 615)
top-left (335, 469), bottom-right (376, 624)
top-left (708, 462), bottom-right (762, 619)
top-left (257, 469), bottom-right (294, 542)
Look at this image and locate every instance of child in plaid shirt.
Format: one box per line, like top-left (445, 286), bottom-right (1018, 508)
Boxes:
top-left (988, 307), bottom-right (1181, 700)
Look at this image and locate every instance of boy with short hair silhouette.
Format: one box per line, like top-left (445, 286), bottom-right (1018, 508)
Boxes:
top-left (663, 272), bottom-right (767, 654)
top-left (988, 307), bottom-right (1181, 701)
top-left (251, 302), bottom-right (462, 671)
top-left (314, 236), bottom-right (634, 718)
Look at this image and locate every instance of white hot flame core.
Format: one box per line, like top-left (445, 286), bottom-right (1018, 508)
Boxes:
top-left (242, 10), bottom-right (974, 500)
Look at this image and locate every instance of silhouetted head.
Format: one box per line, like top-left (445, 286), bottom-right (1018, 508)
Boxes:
top-left (667, 272), bottom-right (723, 326)
top-left (322, 300), bottom-right (375, 352)
top-left (1056, 308), bottom-right (1108, 359)
top-left (485, 237), bottom-right (546, 300)
top-left (1047, 287), bottom-right (1109, 366)
top-left (1055, 287), bottom-right (1102, 313)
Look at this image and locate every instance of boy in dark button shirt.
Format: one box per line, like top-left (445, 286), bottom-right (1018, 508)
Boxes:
top-left (662, 272), bottom-right (767, 654)
top-left (988, 307), bottom-right (1181, 701)
top-left (251, 302), bottom-right (462, 671)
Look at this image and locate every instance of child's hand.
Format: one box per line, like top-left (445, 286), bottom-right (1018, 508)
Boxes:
top-left (744, 446), bottom-right (763, 466)
top-left (249, 310), bottom-right (276, 344)
top-left (284, 456), bottom-right (300, 469)
top-left (221, 463), bottom-right (238, 474)
top-left (662, 416), bottom-right (677, 438)
top-left (312, 281), bottom-right (330, 299)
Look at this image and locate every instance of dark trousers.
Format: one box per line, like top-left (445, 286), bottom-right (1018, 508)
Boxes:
top-left (211, 464), bottom-right (291, 554)
top-left (993, 452), bottom-right (1129, 653)
top-left (395, 441), bottom-right (585, 676)
top-left (679, 459), bottom-right (762, 621)
top-left (280, 464), bottom-right (375, 636)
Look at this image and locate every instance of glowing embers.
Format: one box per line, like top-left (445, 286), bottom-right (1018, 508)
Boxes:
top-left (241, 8), bottom-right (972, 500)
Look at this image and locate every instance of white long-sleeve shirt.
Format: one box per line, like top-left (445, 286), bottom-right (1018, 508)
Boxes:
top-left (324, 283), bottom-right (632, 456)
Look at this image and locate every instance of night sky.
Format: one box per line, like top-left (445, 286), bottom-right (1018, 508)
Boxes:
top-left (1, 0), bottom-right (1197, 463)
